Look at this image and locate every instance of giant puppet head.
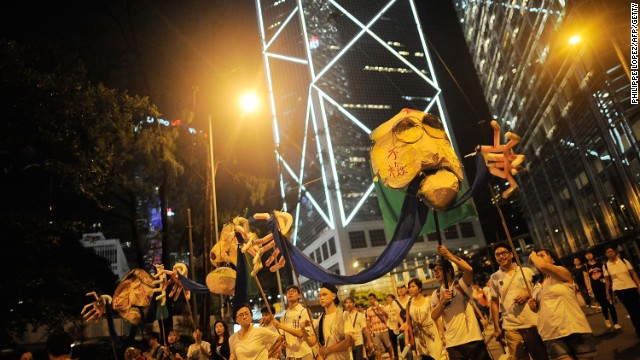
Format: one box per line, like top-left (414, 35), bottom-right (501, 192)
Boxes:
top-left (111, 269), bottom-right (156, 325)
top-left (370, 109), bottom-right (463, 210)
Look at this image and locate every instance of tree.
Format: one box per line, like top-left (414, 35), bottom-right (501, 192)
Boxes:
top-left (0, 39), bottom-right (175, 345)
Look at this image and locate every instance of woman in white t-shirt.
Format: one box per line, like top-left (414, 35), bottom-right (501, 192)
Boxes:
top-left (528, 249), bottom-right (596, 360)
top-left (406, 277), bottom-right (445, 360)
top-left (229, 304), bottom-right (283, 360)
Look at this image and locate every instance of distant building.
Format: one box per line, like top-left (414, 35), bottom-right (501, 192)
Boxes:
top-left (255, 0), bottom-right (486, 295)
top-left (80, 232), bottom-right (130, 279)
top-left (453, 1), bottom-right (640, 259)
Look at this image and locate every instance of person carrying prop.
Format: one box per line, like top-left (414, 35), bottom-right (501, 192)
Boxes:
top-left (430, 245), bottom-right (490, 360)
top-left (404, 277), bottom-right (445, 360)
top-left (527, 249), bottom-right (596, 360)
top-left (186, 328), bottom-right (211, 360)
top-left (306, 283), bottom-right (354, 360)
top-left (603, 245), bottom-right (640, 337)
top-left (488, 243), bottom-right (547, 360)
top-left (229, 304), bottom-right (283, 360)
top-left (273, 285), bottom-right (316, 360)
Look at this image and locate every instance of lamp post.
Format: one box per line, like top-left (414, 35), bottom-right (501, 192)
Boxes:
top-left (207, 91), bottom-right (262, 320)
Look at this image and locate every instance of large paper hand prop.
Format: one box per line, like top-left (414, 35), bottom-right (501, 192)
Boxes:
top-left (371, 109), bottom-right (463, 210)
top-left (479, 120), bottom-right (525, 198)
top-left (82, 264), bottom-right (192, 326)
top-left (206, 213), bottom-right (293, 295)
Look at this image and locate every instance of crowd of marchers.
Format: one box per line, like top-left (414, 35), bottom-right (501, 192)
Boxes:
top-left (218, 242), bottom-right (640, 360)
top-left (20, 242), bottom-right (640, 360)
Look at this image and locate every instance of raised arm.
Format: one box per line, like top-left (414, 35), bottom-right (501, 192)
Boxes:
top-left (529, 251), bottom-right (572, 283)
top-left (438, 245), bottom-right (473, 286)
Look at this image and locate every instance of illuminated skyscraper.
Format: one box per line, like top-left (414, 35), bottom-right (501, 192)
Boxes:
top-left (255, 0), bottom-right (486, 290)
top-left (453, 1), bottom-right (640, 259)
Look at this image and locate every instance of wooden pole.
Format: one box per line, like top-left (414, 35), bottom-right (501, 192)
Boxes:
top-left (489, 185), bottom-right (533, 296)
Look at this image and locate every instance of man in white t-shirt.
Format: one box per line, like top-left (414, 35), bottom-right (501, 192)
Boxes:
top-left (430, 245), bottom-right (490, 360)
top-left (394, 282), bottom-right (411, 358)
top-left (489, 243), bottom-right (547, 360)
top-left (274, 285), bottom-right (316, 360)
top-left (603, 246), bottom-right (640, 337)
top-left (366, 293), bottom-right (395, 360)
top-left (308, 283), bottom-right (354, 360)
top-left (344, 296), bottom-right (368, 360)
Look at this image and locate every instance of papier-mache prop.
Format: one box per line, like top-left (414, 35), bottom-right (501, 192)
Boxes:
top-left (249, 109), bottom-right (525, 285)
top-left (81, 263), bottom-right (190, 326)
top-left (80, 108), bottom-right (525, 341)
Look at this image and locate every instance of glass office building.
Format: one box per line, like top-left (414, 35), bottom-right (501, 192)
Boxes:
top-left (453, 0), bottom-right (640, 260)
top-left (255, 0), bottom-right (486, 291)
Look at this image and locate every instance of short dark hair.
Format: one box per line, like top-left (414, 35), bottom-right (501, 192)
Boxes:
top-left (285, 285), bottom-right (301, 293)
top-left (234, 304), bottom-right (251, 319)
top-left (368, 293), bottom-right (377, 299)
top-left (492, 242), bottom-right (511, 254)
top-left (344, 296), bottom-right (355, 303)
top-left (261, 305), bottom-right (276, 314)
top-left (149, 332), bottom-right (160, 340)
top-left (386, 294), bottom-right (396, 300)
top-left (408, 277), bottom-right (422, 290)
top-left (46, 331), bottom-right (73, 357)
top-left (536, 248), bottom-right (561, 265)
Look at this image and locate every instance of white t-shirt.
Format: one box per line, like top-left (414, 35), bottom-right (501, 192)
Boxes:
top-left (282, 303), bottom-right (314, 358)
top-left (603, 258), bottom-right (637, 291)
top-left (431, 279), bottom-right (483, 348)
top-left (385, 302), bottom-right (401, 332)
top-left (409, 296), bottom-right (444, 359)
top-left (343, 309), bottom-right (367, 345)
top-left (314, 308), bottom-right (354, 360)
top-left (533, 276), bottom-right (592, 340)
top-left (229, 326), bottom-right (279, 360)
top-left (186, 341), bottom-right (211, 360)
top-left (489, 266), bottom-right (538, 329)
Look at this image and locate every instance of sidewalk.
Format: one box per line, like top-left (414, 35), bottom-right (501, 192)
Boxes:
top-left (478, 301), bottom-right (640, 360)
top-left (584, 302), bottom-right (640, 359)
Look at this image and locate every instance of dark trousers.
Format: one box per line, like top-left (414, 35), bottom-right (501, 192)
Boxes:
top-left (388, 330), bottom-right (398, 355)
top-left (578, 285), bottom-right (591, 306)
top-left (593, 282), bottom-right (618, 323)
top-left (352, 344), bottom-right (364, 360)
top-left (447, 340), bottom-right (490, 360)
top-left (615, 288), bottom-right (640, 335)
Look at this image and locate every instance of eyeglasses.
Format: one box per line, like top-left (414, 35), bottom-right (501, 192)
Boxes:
top-left (495, 251), bottom-right (511, 257)
top-left (236, 311), bottom-right (251, 319)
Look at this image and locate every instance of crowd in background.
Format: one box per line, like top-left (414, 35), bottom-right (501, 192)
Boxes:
top-left (8, 243), bottom-right (640, 360)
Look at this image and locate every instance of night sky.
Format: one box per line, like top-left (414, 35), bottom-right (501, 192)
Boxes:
top-left (1, 0), bottom-right (522, 244)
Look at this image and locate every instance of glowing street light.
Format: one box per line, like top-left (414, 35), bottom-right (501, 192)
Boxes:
top-left (239, 91), bottom-right (260, 113)
top-left (568, 34), bottom-right (581, 45)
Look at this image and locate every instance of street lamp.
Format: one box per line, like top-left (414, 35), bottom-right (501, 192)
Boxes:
top-left (239, 91), bottom-right (260, 114)
top-left (568, 35), bottom-right (581, 45)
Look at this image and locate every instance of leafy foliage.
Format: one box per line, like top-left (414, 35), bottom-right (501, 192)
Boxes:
top-left (0, 40), bottom-right (168, 345)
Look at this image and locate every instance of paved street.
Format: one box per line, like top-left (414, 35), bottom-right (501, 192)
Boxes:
top-left (583, 302), bottom-right (640, 360)
top-left (483, 302), bottom-right (640, 360)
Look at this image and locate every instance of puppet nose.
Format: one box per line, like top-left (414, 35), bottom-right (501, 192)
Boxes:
top-left (419, 169), bottom-right (459, 210)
